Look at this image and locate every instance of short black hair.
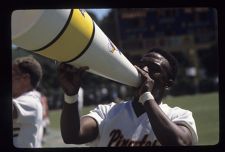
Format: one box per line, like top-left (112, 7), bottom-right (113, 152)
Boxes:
top-left (147, 48), bottom-right (178, 82)
top-left (13, 56), bottom-right (43, 88)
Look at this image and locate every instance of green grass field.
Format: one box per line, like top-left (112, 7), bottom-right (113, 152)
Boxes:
top-left (48, 92), bottom-right (219, 145)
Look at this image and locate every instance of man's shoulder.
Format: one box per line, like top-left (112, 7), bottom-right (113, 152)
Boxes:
top-left (13, 90), bottom-right (42, 109)
top-left (16, 90), bottom-right (40, 100)
top-left (101, 100), bottom-right (130, 109)
top-left (160, 103), bottom-right (185, 110)
top-left (94, 101), bottom-right (130, 115)
top-left (160, 103), bottom-right (192, 118)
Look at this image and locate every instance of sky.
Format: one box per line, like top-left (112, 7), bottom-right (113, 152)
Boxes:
top-left (86, 9), bottom-right (111, 20)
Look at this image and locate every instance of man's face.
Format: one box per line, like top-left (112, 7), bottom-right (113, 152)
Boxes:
top-left (138, 52), bottom-right (171, 86)
top-left (12, 65), bottom-right (27, 98)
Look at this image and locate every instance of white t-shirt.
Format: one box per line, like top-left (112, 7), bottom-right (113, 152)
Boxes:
top-left (13, 90), bottom-right (43, 148)
top-left (84, 101), bottom-right (198, 147)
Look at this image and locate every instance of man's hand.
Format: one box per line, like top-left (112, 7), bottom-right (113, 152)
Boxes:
top-left (57, 63), bottom-right (88, 96)
top-left (135, 65), bottom-right (154, 96)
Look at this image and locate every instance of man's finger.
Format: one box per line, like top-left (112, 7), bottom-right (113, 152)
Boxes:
top-left (79, 66), bottom-right (89, 71)
top-left (77, 66), bottom-right (89, 77)
top-left (135, 65), bottom-right (148, 76)
top-left (58, 63), bottom-right (74, 73)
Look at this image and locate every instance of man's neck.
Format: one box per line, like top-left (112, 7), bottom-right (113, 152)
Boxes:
top-left (131, 96), bottom-right (162, 117)
top-left (14, 86), bottom-right (33, 98)
top-left (131, 97), bottom-right (146, 117)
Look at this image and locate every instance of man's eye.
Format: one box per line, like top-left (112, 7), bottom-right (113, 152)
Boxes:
top-left (148, 64), bottom-right (161, 72)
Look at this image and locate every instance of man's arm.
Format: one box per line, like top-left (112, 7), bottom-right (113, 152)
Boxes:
top-left (136, 66), bottom-right (193, 145)
top-left (58, 63), bottom-right (98, 144)
top-left (60, 101), bottom-right (98, 144)
top-left (143, 100), bottom-right (193, 145)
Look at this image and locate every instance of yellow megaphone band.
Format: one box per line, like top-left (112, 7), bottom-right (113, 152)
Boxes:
top-left (33, 9), bottom-right (95, 62)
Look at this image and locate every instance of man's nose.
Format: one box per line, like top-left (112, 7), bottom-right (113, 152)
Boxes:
top-left (142, 66), bottom-right (149, 73)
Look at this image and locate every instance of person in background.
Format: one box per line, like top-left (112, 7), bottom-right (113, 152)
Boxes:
top-left (58, 48), bottom-right (198, 147)
top-left (12, 56), bottom-right (43, 148)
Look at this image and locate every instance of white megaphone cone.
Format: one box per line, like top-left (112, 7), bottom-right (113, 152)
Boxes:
top-left (12, 9), bottom-right (141, 87)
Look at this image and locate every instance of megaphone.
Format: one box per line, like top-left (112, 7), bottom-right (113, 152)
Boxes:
top-left (12, 9), bottom-right (141, 87)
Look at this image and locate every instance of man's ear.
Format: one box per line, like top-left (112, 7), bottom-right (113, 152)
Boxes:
top-left (23, 73), bottom-right (30, 80)
top-left (23, 73), bottom-right (31, 85)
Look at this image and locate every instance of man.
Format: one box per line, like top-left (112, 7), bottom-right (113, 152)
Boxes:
top-left (58, 48), bottom-right (198, 146)
top-left (12, 56), bottom-right (43, 148)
